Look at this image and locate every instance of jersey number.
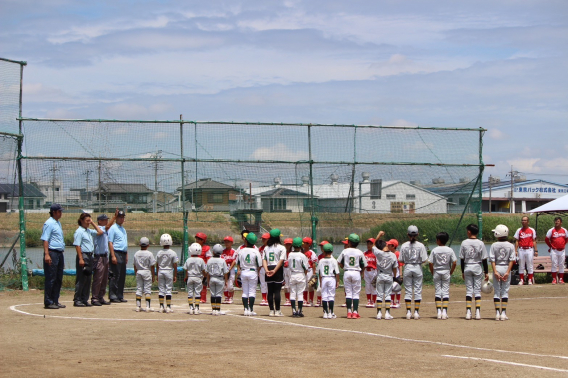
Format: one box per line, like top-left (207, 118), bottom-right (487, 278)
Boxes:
top-left (245, 255), bottom-right (251, 264)
top-left (269, 252), bottom-right (275, 262)
top-left (324, 265), bottom-right (329, 275)
top-left (292, 259), bottom-right (296, 269)
top-left (349, 257), bottom-right (355, 266)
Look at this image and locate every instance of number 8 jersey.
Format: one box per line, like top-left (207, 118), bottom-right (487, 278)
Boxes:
top-left (318, 257), bottom-right (340, 277)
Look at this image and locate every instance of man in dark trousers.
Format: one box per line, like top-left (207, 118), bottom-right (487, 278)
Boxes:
top-left (108, 210), bottom-right (128, 302)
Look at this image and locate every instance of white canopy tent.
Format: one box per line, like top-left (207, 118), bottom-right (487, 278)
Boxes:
top-left (528, 194), bottom-right (568, 232)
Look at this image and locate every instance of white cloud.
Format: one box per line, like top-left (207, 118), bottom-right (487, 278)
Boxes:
top-left (488, 128), bottom-right (507, 140)
top-left (250, 143), bottom-right (308, 161)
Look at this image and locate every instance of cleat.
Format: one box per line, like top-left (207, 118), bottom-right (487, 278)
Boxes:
top-left (560, 279), bottom-right (565, 284)
top-left (475, 309), bottom-right (481, 320)
top-left (552, 278), bottom-right (557, 285)
top-left (194, 309), bottom-right (201, 315)
top-left (330, 313), bottom-right (337, 319)
top-left (260, 300), bottom-right (269, 306)
top-left (219, 311), bottom-right (226, 315)
top-left (437, 310), bottom-right (442, 319)
top-left (145, 307), bottom-right (154, 313)
top-left (384, 312), bottom-right (393, 320)
top-left (166, 307), bottom-right (173, 313)
top-left (500, 312), bottom-right (509, 321)
top-left (366, 302), bottom-right (375, 308)
top-left (413, 311), bottom-right (420, 320)
top-left (244, 309), bottom-right (249, 316)
top-left (275, 311), bottom-right (284, 317)
top-left (284, 300), bottom-right (291, 307)
top-left (297, 311), bottom-right (304, 317)
top-left (341, 303), bottom-right (347, 307)
top-left (347, 312), bottom-right (353, 319)
top-left (353, 312), bottom-right (360, 319)
top-left (518, 280), bottom-right (523, 286)
top-left (189, 308), bottom-right (194, 315)
top-left (249, 311), bottom-right (257, 316)
top-left (495, 312), bottom-right (501, 321)
top-left (135, 307), bottom-right (141, 312)
top-left (323, 312), bottom-right (329, 319)
top-left (528, 280), bottom-right (533, 285)
top-left (292, 311), bottom-right (298, 318)
top-left (465, 310), bottom-right (472, 320)
top-left (441, 312), bottom-right (448, 320)
top-left (315, 302), bottom-right (321, 307)
top-left (391, 303), bottom-right (400, 309)
top-left (304, 302), bottom-right (312, 307)
top-left (406, 311), bottom-right (412, 320)
top-left (269, 310), bottom-right (275, 317)
top-left (159, 308), bottom-right (165, 313)
top-left (376, 311), bottom-right (382, 320)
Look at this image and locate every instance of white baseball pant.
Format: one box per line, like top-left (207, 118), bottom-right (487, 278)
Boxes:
top-left (240, 270), bottom-right (258, 298)
top-left (433, 270), bottom-right (451, 299)
top-left (224, 269), bottom-right (236, 292)
top-left (550, 249), bottom-right (565, 273)
top-left (321, 277), bottom-right (336, 301)
top-left (364, 269), bottom-right (378, 295)
top-left (135, 270), bottom-right (152, 296)
top-left (209, 276), bottom-right (224, 297)
top-left (403, 264), bottom-right (423, 301)
top-left (259, 267), bottom-right (267, 293)
top-left (517, 248), bottom-right (534, 275)
top-left (283, 267), bottom-right (291, 292)
top-left (343, 270), bottom-right (361, 299)
top-left (158, 270), bottom-right (174, 296)
top-left (289, 273), bottom-right (306, 301)
top-left (376, 275), bottom-right (393, 301)
top-left (464, 264), bottom-right (483, 298)
top-left (493, 265), bottom-right (511, 299)
top-left (186, 276), bottom-right (203, 298)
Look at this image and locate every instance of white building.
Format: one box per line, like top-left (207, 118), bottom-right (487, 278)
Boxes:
top-left (482, 179), bottom-right (568, 213)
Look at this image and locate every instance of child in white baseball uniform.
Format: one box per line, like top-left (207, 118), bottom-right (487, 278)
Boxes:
top-left (428, 232), bottom-right (457, 320)
top-left (184, 243), bottom-right (207, 315)
top-left (460, 224), bottom-right (489, 320)
top-left (283, 238), bottom-right (293, 306)
top-left (363, 238), bottom-right (378, 308)
top-left (288, 237), bottom-right (309, 317)
top-left (489, 225), bottom-right (516, 321)
top-left (317, 243), bottom-right (340, 319)
top-left (372, 239), bottom-right (398, 320)
top-left (258, 233), bottom-right (270, 306)
top-left (337, 233), bottom-right (367, 319)
top-left (237, 233), bottom-right (263, 316)
top-left (399, 226), bottom-right (428, 320)
top-left (207, 244), bottom-right (229, 315)
top-left (155, 233), bottom-right (179, 313)
top-left (133, 237), bottom-right (156, 312)
top-left (221, 236), bottom-right (237, 304)
top-left (387, 239), bottom-right (402, 308)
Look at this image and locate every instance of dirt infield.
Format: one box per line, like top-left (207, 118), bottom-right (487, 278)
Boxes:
top-left (2, 285), bottom-right (568, 377)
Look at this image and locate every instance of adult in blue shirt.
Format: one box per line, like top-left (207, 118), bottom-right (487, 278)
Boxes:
top-left (108, 210), bottom-right (128, 303)
top-left (41, 203), bottom-right (66, 309)
top-left (91, 209), bottom-right (118, 306)
top-left (73, 213), bottom-right (104, 307)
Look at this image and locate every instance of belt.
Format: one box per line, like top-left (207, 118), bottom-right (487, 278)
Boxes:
top-left (344, 269), bottom-right (359, 271)
top-left (94, 253), bottom-right (108, 256)
top-left (82, 252), bottom-right (93, 256)
top-left (114, 250), bottom-right (127, 253)
top-left (48, 248), bottom-right (64, 253)
top-left (519, 247), bottom-right (533, 249)
top-left (249, 268), bottom-right (256, 271)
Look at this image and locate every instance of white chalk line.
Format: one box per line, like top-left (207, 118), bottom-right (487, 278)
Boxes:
top-left (443, 355), bottom-right (568, 373)
top-left (226, 314), bottom-right (568, 362)
top-left (9, 302), bottom-right (206, 322)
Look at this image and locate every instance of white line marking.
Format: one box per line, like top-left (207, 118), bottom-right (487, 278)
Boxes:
top-left (9, 304), bottom-right (205, 322)
top-left (227, 314), bottom-right (568, 361)
top-left (442, 355), bottom-right (568, 373)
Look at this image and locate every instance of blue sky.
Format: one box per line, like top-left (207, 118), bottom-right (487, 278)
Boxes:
top-left (1, 0), bottom-right (567, 182)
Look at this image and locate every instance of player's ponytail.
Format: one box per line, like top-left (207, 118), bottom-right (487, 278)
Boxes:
top-left (408, 234), bottom-right (417, 245)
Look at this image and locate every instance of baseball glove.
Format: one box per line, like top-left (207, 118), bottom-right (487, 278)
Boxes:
top-left (308, 275), bottom-right (318, 290)
top-left (393, 276), bottom-right (403, 285)
top-left (370, 276), bottom-right (377, 287)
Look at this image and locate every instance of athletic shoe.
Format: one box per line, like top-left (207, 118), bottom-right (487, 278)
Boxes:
top-left (269, 310), bottom-right (275, 317)
top-left (260, 300), bottom-right (269, 306)
top-left (135, 307), bottom-right (141, 312)
top-left (146, 307), bottom-right (154, 313)
top-left (159, 307), bottom-right (165, 313)
top-left (437, 310), bottom-right (442, 319)
top-left (347, 312), bottom-right (353, 319)
top-left (406, 311), bottom-right (412, 320)
top-left (560, 279), bottom-right (565, 284)
top-left (166, 307), bottom-right (173, 313)
top-left (475, 309), bottom-right (481, 320)
top-left (518, 280), bottom-right (524, 285)
top-left (188, 308), bottom-right (194, 315)
top-left (495, 311), bottom-right (501, 321)
top-left (500, 312), bottom-right (509, 321)
top-left (315, 301), bottom-right (321, 307)
top-left (353, 312), bottom-right (360, 319)
top-left (413, 311), bottom-right (420, 320)
top-left (304, 302), bottom-right (312, 307)
top-left (528, 280), bottom-right (533, 285)
top-left (552, 278), bottom-right (557, 285)
top-left (323, 312), bottom-right (329, 319)
top-left (297, 311), bottom-right (304, 318)
top-left (244, 309), bottom-right (249, 316)
top-left (391, 303), bottom-right (400, 309)
top-left (330, 313), bottom-right (337, 319)
top-left (219, 311), bottom-right (226, 315)
top-left (222, 299), bottom-right (229, 304)
top-left (284, 300), bottom-right (291, 307)
top-left (194, 309), bottom-right (201, 315)
top-left (275, 311), bottom-right (284, 317)
top-left (292, 311), bottom-right (298, 318)
top-left (441, 312), bottom-right (448, 320)
top-left (366, 302), bottom-right (375, 308)
top-left (249, 311), bottom-right (257, 316)
top-left (44, 304), bottom-right (59, 310)
top-left (341, 303), bottom-right (347, 307)
top-left (376, 311), bottom-right (382, 320)
top-left (465, 310), bottom-right (472, 320)
top-left (384, 312), bottom-right (393, 320)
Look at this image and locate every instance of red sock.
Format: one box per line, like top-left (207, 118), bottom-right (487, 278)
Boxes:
top-left (367, 294), bottom-right (371, 301)
top-left (372, 295), bottom-right (377, 303)
top-left (285, 292), bottom-right (290, 300)
top-left (200, 287), bottom-right (207, 302)
top-left (391, 294), bottom-right (395, 302)
top-left (262, 293), bottom-right (267, 301)
top-left (317, 295), bottom-right (322, 303)
top-left (519, 273), bottom-right (524, 282)
top-left (552, 272), bottom-right (557, 281)
top-left (309, 291), bottom-right (314, 302)
top-left (396, 294), bottom-right (401, 303)
top-left (560, 273), bottom-right (564, 281)
top-left (224, 291), bottom-right (228, 298)
top-left (528, 273), bottom-right (534, 282)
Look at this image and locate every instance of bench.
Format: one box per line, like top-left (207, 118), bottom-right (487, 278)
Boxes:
top-left (532, 256), bottom-right (553, 274)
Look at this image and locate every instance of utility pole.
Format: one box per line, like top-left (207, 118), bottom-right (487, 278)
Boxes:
top-left (85, 169), bottom-right (93, 205)
top-left (49, 162), bottom-right (59, 204)
top-left (488, 175), bottom-right (493, 213)
top-left (507, 166), bottom-right (519, 214)
top-left (98, 160), bottom-right (102, 212)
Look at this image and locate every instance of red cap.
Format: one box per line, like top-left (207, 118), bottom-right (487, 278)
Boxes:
top-left (283, 238), bottom-right (293, 245)
top-left (262, 233), bottom-right (270, 240)
top-left (195, 232), bottom-right (207, 242)
top-left (302, 237), bottom-right (313, 245)
top-left (366, 238), bottom-right (376, 243)
top-left (318, 241), bottom-right (329, 246)
top-left (223, 236), bottom-right (233, 242)
top-left (341, 240), bottom-right (349, 245)
top-left (387, 239), bottom-right (399, 248)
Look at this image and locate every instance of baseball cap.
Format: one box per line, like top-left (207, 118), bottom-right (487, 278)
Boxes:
top-left (50, 203), bottom-right (63, 212)
top-left (366, 238), bottom-right (376, 243)
top-left (302, 237), bottom-right (313, 245)
top-left (292, 237), bottom-right (303, 248)
top-left (323, 243), bottom-right (333, 253)
top-left (348, 233), bottom-right (360, 243)
top-left (195, 232), bottom-right (207, 241)
top-left (387, 239), bottom-right (399, 248)
top-left (97, 214), bottom-right (108, 221)
top-left (262, 233), bottom-right (270, 240)
top-left (117, 210), bottom-right (126, 217)
top-left (341, 237), bottom-right (349, 245)
top-left (269, 228), bottom-right (282, 238)
top-left (139, 237), bottom-right (150, 246)
top-left (407, 225), bottom-right (419, 236)
top-left (223, 236), bottom-right (234, 242)
top-left (246, 233), bottom-right (258, 244)
top-left (318, 240), bottom-right (329, 246)
top-left (283, 238), bottom-right (293, 245)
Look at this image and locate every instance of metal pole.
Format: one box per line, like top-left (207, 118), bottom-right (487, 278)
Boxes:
top-left (308, 125), bottom-right (317, 248)
top-left (98, 160), bottom-right (102, 212)
top-left (478, 129), bottom-right (484, 240)
top-left (17, 63), bottom-right (28, 291)
top-left (488, 175), bottom-right (492, 214)
top-left (180, 115), bottom-right (188, 263)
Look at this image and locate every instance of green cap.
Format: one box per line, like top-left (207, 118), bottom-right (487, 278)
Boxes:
top-left (246, 233), bottom-right (258, 244)
top-left (323, 243), bottom-right (333, 253)
top-left (348, 233), bottom-right (360, 243)
top-left (292, 237), bottom-right (303, 248)
top-left (269, 228), bottom-right (281, 238)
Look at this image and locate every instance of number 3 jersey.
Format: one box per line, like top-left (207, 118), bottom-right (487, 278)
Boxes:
top-left (317, 257), bottom-right (340, 277)
top-left (337, 248), bottom-right (367, 271)
top-left (489, 241), bottom-right (516, 266)
top-left (428, 246), bottom-right (457, 273)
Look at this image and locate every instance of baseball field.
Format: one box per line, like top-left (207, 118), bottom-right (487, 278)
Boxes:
top-left (1, 284), bottom-right (568, 377)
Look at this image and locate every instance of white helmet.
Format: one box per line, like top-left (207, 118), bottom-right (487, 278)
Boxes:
top-left (212, 244), bottom-right (223, 256)
top-left (492, 224), bottom-right (509, 238)
top-left (160, 233), bottom-right (173, 246)
top-left (189, 243), bottom-right (202, 256)
top-left (481, 280), bottom-right (493, 294)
